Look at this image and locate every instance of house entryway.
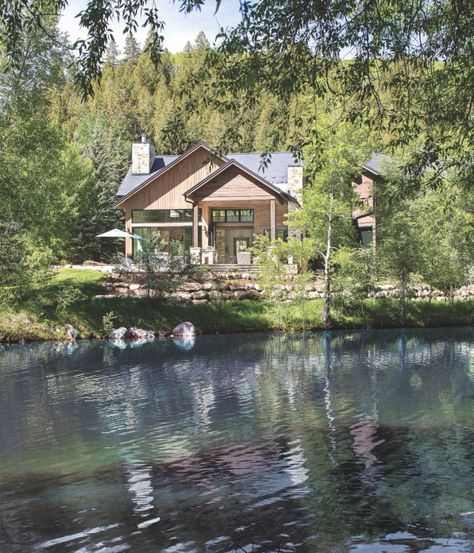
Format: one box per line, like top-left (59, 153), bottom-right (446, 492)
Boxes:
top-left (213, 226), bottom-right (253, 264)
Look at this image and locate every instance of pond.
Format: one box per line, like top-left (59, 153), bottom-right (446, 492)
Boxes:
top-left (0, 328), bottom-right (474, 552)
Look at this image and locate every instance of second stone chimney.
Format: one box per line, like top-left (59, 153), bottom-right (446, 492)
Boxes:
top-left (131, 133), bottom-right (156, 175)
top-left (287, 165), bottom-right (304, 203)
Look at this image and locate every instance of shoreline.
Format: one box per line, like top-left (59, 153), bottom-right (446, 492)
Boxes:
top-left (1, 310), bottom-right (472, 344)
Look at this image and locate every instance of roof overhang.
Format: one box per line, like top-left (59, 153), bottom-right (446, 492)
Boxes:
top-left (361, 164), bottom-right (380, 177)
top-left (115, 141), bottom-right (228, 208)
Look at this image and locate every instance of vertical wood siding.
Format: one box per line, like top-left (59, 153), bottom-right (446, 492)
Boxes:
top-left (190, 166), bottom-right (277, 201)
top-left (121, 147), bottom-right (226, 210)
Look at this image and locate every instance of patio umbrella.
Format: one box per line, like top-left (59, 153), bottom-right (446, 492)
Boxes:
top-left (96, 228), bottom-right (142, 240)
top-left (96, 228), bottom-right (142, 257)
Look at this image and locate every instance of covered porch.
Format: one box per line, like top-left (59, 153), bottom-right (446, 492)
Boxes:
top-left (185, 159), bottom-right (290, 265)
top-left (189, 200), bottom-right (282, 265)
top-left (123, 157), bottom-right (293, 264)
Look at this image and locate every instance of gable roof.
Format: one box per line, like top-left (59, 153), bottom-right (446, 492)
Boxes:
top-left (115, 141), bottom-right (225, 206)
top-left (228, 153), bottom-right (302, 190)
top-left (116, 141), bottom-right (303, 202)
top-left (118, 155), bottom-right (178, 199)
top-left (116, 139), bottom-right (386, 205)
top-left (184, 159), bottom-right (289, 201)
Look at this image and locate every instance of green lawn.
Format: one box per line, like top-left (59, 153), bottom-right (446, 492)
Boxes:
top-left (0, 268), bottom-right (472, 342)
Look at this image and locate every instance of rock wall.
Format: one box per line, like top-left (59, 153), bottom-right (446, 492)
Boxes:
top-left (368, 283), bottom-right (474, 302)
top-left (96, 272), bottom-right (474, 303)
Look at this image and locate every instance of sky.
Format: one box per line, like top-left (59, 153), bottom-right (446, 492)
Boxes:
top-left (58, 0), bottom-right (242, 53)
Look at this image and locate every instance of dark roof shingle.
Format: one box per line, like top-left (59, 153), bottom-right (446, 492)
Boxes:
top-left (116, 145), bottom-right (385, 199)
top-left (117, 155), bottom-right (178, 198)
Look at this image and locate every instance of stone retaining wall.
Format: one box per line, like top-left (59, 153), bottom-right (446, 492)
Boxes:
top-left (96, 273), bottom-right (474, 303)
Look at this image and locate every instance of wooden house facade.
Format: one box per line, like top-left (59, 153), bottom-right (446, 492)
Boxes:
top-left (115, 138), bottom-right (380, 264)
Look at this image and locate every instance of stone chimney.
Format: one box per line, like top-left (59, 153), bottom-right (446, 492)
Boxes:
top-left (131, 133), bottom-right (156, 175)
top-left (287, 165), bottom-right (304, 203)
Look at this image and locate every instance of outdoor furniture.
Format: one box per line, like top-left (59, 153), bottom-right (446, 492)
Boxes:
top-left (189, 247), bottom-right (201, 265)
top-left (96, 228), bottom-right (142, 258)
top-left (237, 251), bottom-right (251, 265)
top-left (202, 247), bottom-right (215, 265)
top-left (119, 257), bottom-right (135, 271)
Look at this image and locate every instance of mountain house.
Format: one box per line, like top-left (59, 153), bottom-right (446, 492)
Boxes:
top-left (115, 137), bottom-right (381, 264)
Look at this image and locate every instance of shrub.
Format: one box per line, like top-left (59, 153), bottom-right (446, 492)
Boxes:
top-left (118, 235), bottom-right (194, 299)
top-left (54, 286), bottom-right (85, 316)
top-left (101, 310), bottom-right (117, 335)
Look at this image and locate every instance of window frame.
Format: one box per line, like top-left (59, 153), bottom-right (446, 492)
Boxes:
top-left (132, 209), bottom-right (199, 224)
top-left (359, 227), bottom-right (373, 246)
top-left (211, 208), bottom-right (254, 223)
top-left (264, 228), bottom-right (288, 241)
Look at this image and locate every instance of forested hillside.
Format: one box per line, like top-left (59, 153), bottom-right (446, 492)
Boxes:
top-left (53, 31), bottom-right (300, 156)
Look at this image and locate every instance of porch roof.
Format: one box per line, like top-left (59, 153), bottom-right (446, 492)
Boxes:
top-left (184, 159), bottom-right (290, 202)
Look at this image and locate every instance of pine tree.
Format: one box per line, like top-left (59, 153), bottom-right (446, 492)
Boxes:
top-left (194, 31), bottom-right (210, 51)
top-left (69, 116), bottom-right (129, 262)
top-left (160, 108), bottom-right (193, 154)
top-left (123, 34), bottom-right (141, 64)
top-left (104, 38), bottom-right (120, 67)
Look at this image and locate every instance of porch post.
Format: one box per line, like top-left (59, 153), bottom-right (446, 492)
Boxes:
top-left (201, 204), bottom-right (209, 248)
top-left (125, 208), bottom-right (133, 257)
top-left (193, 202), bottom-right (199, 247)
top-left (270, 199), bottom-right (276, 241)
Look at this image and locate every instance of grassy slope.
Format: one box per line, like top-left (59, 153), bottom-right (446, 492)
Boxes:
top-left (0, 268), bottom-right (472, 341)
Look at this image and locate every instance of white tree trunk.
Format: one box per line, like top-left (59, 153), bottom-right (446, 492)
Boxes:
top-left (322, 193), bottom-right (333, 328)
top-left (399, 268), bottom-right (407, 327)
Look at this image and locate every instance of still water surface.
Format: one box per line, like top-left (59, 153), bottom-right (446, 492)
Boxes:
top-left (1, 328), bottom-right (474, 552)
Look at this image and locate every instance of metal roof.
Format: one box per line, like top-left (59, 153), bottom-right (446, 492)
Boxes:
top-left (363, 153), bottom-right (389, 175)
top-left (116, 151), bottom-right (303, 198)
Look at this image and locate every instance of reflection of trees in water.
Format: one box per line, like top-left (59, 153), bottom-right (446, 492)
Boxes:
top-left (0, 328), bottom-right (473, 550)
top-left (258, 328), bottom-right (474, 542)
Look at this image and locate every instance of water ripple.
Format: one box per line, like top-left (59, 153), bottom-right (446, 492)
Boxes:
top-left (0, 328), bottom-right (473, 552)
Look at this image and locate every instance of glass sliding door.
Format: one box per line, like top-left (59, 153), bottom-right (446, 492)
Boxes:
top-left (213, 227), bottom-right (253, 263)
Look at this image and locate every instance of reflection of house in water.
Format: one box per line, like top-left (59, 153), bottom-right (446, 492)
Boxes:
top-left (350, 419), bottom-right (385, 485)
top-left (126, 436), bottom-right (310, 551)
top-left (2, 329), bottom-right (474, 553)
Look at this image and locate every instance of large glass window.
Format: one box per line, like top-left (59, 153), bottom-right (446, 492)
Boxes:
top-left (211, 209), bottom-right (254, 223)
top-left (240, 209), bottom-right (253, 222)
top-left (132, 226), bottom-right (200, 257)
top-left (226, 209), bottom-right (240, 222)
top-left (132, 209), bottom-right (199, 223)
top-left (212, 210), bottom-right (226, 223)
